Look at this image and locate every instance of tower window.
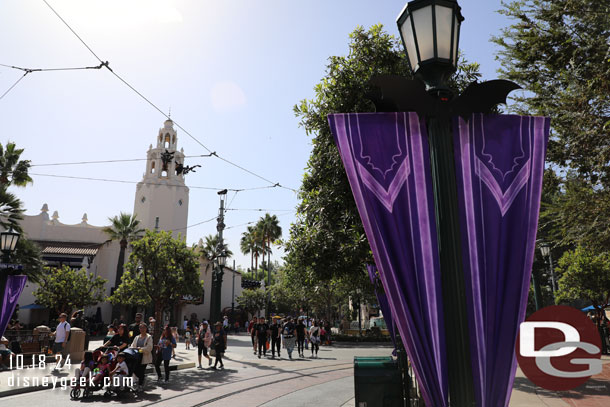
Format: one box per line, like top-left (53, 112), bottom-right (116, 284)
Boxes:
top-left (161, 170), bottom-right (168, 177)
top-left (155, 217), bottom-right (159, 230)
top-left (151, 161), bottom-right (155, 174)
top-left (141, 196), bottom-right (146, 203)
top-left (178, 199), bottom-right (183, 206)
top-left (164, 134), bottom-right (171, 148)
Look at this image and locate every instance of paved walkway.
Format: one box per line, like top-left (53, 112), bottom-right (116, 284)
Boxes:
top-left (0, 334), bottom-right (608, 405)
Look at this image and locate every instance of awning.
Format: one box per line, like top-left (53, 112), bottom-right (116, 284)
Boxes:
top-left (20, 303), bottom-right (46, 310)
top-left (35, 241), bottom-right (103, 256)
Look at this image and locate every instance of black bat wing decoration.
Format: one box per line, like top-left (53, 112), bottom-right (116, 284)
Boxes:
top-left (368, 75), bottom-right (437, 116)
top-left (449, 80), bottom-right (521, 119)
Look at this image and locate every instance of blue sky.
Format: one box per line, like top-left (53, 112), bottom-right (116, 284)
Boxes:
top-left (3, 0), bottom-right (513, 269)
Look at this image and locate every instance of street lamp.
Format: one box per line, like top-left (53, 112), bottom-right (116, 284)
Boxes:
top-left (217, 251), bottom-right (227, 268)
top-left (397, 0), bottom-right (464, 95)
top-left (1, 228), bottom-right (20, 263)
top-left (539, 242), bottom-right (557, 298)
top-left (396, 1), bottom-right (474, 405)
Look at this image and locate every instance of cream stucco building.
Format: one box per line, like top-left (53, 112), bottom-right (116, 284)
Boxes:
top-left (16, 119), bottom-right (243, 327)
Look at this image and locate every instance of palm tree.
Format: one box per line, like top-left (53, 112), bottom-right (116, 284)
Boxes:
top-left (199, 234), bottom-right (233, 265)
top-left (102, 213), bottom-right (144, 289)
top-left (0, 142), bottom-right (32, 188)
top-left (240, 226), bottom-right (263, 278)
top-left (256, 214), bottom-right (282, 284)
top-left (0, 188), bottom-right (23, 231)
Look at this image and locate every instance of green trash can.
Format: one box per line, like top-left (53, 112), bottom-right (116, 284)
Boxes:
top-left (354, 356), bottom-right (403, 407)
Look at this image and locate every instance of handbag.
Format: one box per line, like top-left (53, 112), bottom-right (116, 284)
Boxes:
top-left (209, 348), bottom-right (216, 357)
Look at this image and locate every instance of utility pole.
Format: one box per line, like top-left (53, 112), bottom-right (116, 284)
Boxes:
top-left (231, 259), bottom-right (236, 326)
top-left (266, 239), bottom-right (271, 319)
top-left (210, 190), bottom-right (227, 324)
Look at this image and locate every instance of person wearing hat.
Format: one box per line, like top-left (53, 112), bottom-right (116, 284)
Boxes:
top-left (51, 313), bottom-right (70, 367)
top-left (211, 322), bottom-right (226, 370)
top-left (281, 317), bottom-right (296, 360)
top-left (197, 321), bottom-right (213, 368)
top-left (110, 352), bottom-right (129, 384)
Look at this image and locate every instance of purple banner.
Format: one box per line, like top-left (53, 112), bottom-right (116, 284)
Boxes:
top-left (367, 264), bottom-right (397, 354)
top-left (0, 275), bottom-right (28, 337)
top-left (453, 114), bottom-right (549, 407)
top-left (329, 112), bottom-right (448, 407)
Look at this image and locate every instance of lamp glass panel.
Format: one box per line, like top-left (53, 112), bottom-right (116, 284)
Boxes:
top-left (400, 15), bottom-right (419, 71)
top-left (0, 233), bottom-right (7, 251)
top-left (540, 246), bottom-right (550, 257)
top-left (435, 5), bottom-right (453, 59)
top-left (218, 255), bottom-right (226, 267)
top-left (412, 6), bottom-right (434, 62)
top-left (452, 14), bottom-right (460, 64)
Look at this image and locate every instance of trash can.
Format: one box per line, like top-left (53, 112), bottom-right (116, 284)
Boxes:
top-left (354, 356), bottom-right (403, 407)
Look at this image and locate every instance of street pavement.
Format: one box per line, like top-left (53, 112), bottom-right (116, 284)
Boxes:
top-left (0, 333), bottom-right (608, 406)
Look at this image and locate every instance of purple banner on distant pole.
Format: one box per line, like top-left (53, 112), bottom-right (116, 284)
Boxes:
top-left (0, 275), bottom-right (28, 337)
top-left (367, 264), bottom-right (397, 354)
top-left (453, 114), bottom-right (549, 407)
top-left (329, 112), bottom-right (448, 407)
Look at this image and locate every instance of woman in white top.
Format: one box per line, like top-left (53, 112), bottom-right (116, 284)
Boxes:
top-left (130, 323), bottom-right (153, 391)
top-left (309, 320), bottom-right (321, 358)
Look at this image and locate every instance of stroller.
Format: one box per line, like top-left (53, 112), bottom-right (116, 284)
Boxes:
top-left (70, 351), bottom-right (115, 399)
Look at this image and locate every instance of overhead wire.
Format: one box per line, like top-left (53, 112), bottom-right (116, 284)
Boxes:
top-left (0, 72), bottom-right (29, 101)
top-left (41, 0), bottom-right (297, 193)
top-left (30, 154), bottom-right (215, 167)
top-left (29, 172), bottom-right (281, 192)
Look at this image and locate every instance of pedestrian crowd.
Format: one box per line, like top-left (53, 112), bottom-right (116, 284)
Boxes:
top-left (246, 316), bottom-right (332, 360)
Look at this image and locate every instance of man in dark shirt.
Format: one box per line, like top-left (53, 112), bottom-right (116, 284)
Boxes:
top-left (128, 313), bottom-right (143, 340)
top-left (270, 318), bottom-right (281, 359)
top-left (256, 317), bottom-right (270, 358)
top-left (296, 318), bottom-right (307, 358)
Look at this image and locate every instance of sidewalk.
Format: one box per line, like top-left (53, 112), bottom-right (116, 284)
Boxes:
top-left (0, 337), bottom-right (198, 398)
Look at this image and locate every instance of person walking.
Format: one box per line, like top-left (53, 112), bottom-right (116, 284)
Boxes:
top-left (296, 318), bottom-right (306, 358)
top-left (211, 322), bottom-right (226, 370)
top-left (51, 313), bottom-right (70, 368)
top-left (155, 325), bottom-right (176, 382)
top-left (249, 318), bottom-right (258, 355)
top-left (270, 318), bottom-right (281, 359)
top-left (309, 320), bottom-right (321, 358)
top-left (197, 321), bottom-right (213, 368)
top-left (256, 317), bottom-right (270, 358)
top-left (185, 327), bottom-right (192, 350)
top-left (282, 317), bottom-right (296, 359)
top-left (130, 322), bottom-right (153, 391)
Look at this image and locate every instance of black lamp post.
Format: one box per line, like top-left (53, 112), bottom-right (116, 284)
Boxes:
top-left (396, 1), bottom-right (475, 406)
top-left (539, 242), bottom-right (556, 300)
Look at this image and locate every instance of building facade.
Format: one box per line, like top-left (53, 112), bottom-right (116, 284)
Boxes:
top-left (16, 119), bottom-right (242, 327)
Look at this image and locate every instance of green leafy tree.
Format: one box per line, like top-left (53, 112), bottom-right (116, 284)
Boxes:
top-left (236, 288), bottom-right (266, 318)
top-left (33, 265), bottom-right (107, 315)
top-left (285, 25), bottom-right (482, 289)
top-left (0, 188), bottom-right (23, 231)
top-left (13, 238), bottom-right (43, 284)
top-left (494, 0), bottom-right (610, 184)
top-left (102, 212), bottom-right (144, 289)
top-left (109, 230), bottom-right (203, 341)
top-left (555, 246), bottom-right (610, 314)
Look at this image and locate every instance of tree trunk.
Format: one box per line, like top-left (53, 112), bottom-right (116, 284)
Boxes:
top-left (154, 301), bottom-right (163, 344)
top-left (114, 239), bottom-right (127, 288)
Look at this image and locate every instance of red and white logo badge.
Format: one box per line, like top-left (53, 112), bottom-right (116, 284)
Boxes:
top-left (516, 305), bottom-right (602, 391)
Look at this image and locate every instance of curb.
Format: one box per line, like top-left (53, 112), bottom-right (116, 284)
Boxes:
top-left (0, 361), bottom-right (196, 398)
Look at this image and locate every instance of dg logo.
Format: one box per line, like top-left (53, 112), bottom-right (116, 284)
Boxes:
top-left (516, 305), bottom-right (603, 391)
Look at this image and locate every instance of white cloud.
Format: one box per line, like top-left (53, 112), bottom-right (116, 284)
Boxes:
top-left (210, 81), bottom-right (247, 112)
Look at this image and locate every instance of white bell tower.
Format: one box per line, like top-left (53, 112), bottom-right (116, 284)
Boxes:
top-left (133, 119), bottom-right (189, 238)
